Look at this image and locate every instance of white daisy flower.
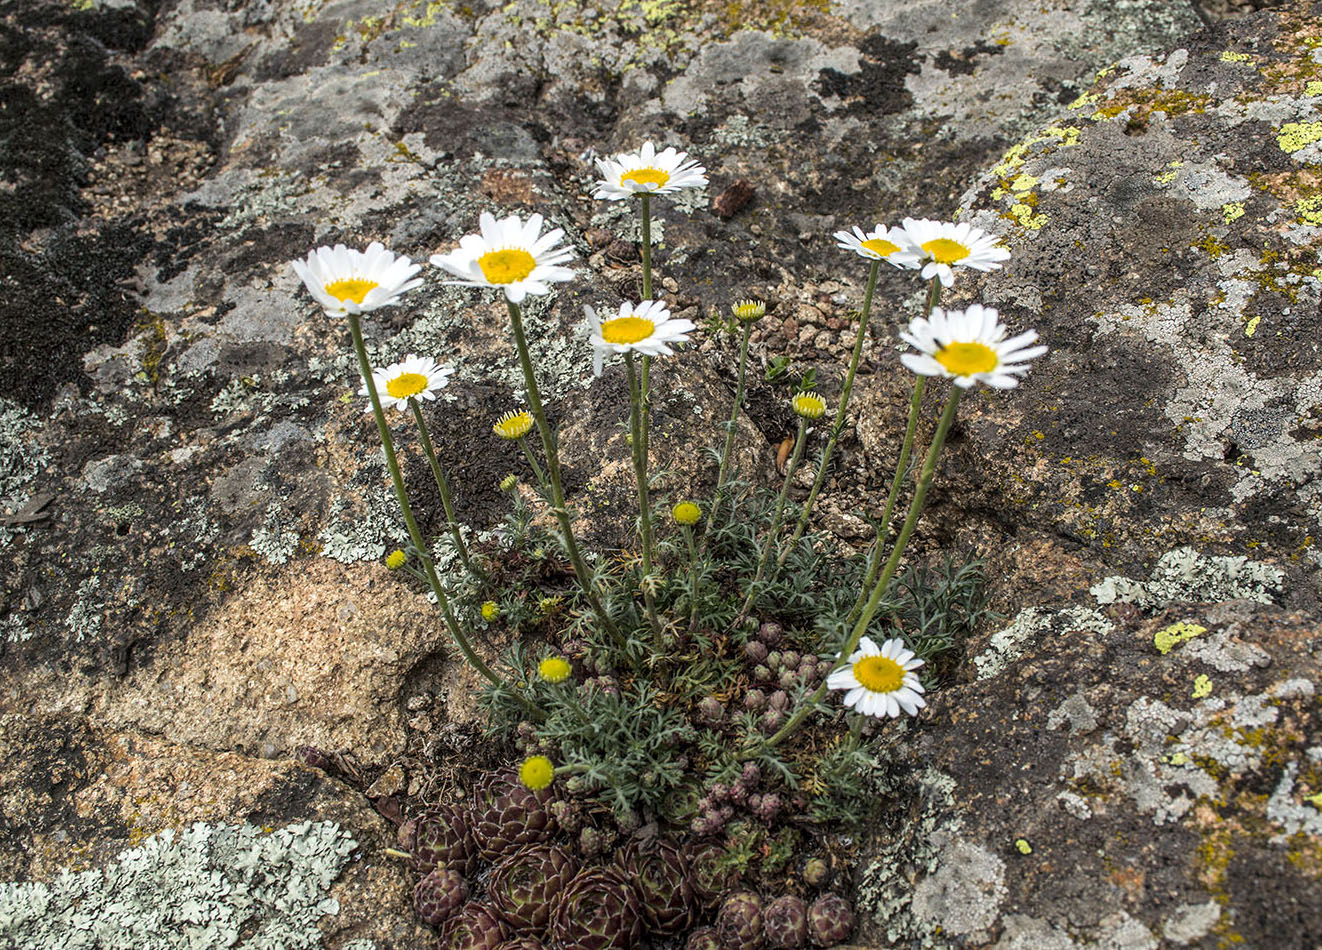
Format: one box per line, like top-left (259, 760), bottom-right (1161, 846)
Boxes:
top-left (429, 212), bottom-right (575, 304)
top-left (585, 300), bottom-right (696, 377)
top-left (833, 224), bottom-right (920, 268)
top-left (593, 141), bottom-right (708, 200)
top-left (827, 636), bottom-right (927, 719)
top-left (291, 242), bottom-right (423, 316)
top-left (360, 354), bottom-right (454, 412)
top-left (898, 217), bottom-right (1011, 287)
top-left (900, 304), bottom-right (1047, 389)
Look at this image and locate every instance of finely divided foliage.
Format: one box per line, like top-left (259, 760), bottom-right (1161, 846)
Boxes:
top-left (284, 139), bottom-right (1044, 946)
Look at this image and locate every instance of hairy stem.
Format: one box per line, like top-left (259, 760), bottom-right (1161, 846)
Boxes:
top-left (625, 353), bottom-right (664, 645)
top-left (348, 315), bottom-right (504, 690)
top-left (709, 319), bottom-right (753, 529)
top-left (506, 300), bottom-right (624, 647)
top-left (780, 258), bottom-right (881, 563)
top-left (409, 397), bottom-right (477, 579)
top-left (756, 386), bottom-right (962, 755)
top-left (739, 416), bottom-right (809, 623)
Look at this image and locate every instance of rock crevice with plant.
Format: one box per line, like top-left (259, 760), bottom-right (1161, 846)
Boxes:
top-left (289, 142), bottom-right (1041, 948)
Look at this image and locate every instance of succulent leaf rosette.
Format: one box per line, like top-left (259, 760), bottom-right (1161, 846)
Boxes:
top-left (717, 890), bottom-right (765, 950)
top-left (807, 893), bottom-right (855, 947)
top-left (550, 866), bottom-right (643, 950)
top-left (472, 770), bottom-right (557, 861)
top-left (686, 841), bottom-right (742, 911)
top-left (414, 866), bottom-right (468, 927)
top-left (488, 844), bottom-right (577, 932)
top-left (409, 803), bottom-right (476, 875)
top-left (440, 902), bottom-right (508, 950)
top-left (614, 837), bottom-right (696, 935)
top-left (764, 895), bottom-right (809, 949)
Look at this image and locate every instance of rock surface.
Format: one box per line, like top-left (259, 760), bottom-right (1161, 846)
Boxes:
top-left (0, 0), bottom-right (1317, 946)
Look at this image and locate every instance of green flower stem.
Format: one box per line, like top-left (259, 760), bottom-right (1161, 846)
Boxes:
top-left (625, 353), bottom-right (664, 645)
top-left (844, 278), bottom-right (942, 627)
top-left (779, 258), bottom-right (882, 564)
top-left (639, 355), bottom-right (656, 568)
top-left (682, 524), bottom-right (701, 633)
top-left (505, 299), bottom-right (624, 648)
top-left (756, 386), bottom-right (962, 755)
top-left (408, 397), bottom-right (476, 579)
top-left (637, 194), bottom-right (655, 528)
top-left (347, 315), bottom-right (504, 690)
top-left (640, 193), bottom-right (653, 300)
top-left (739, 416), bottom-right (809, 623)
top-left (517, 436), bottom-right (552, 499)
top-left (709, 319), bottom-right (753, 529)
top-left (844, 375), bottom-right (925, 629)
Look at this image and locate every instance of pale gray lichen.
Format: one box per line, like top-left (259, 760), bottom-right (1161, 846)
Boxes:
top-left (1265, 762), bottom-right (1322, 840)
top-left (64, 576), bottom-right (104, 643)
top-left (316, 457), bottom-right (408, 564)
top-left (856, 767), bottom-right (963, 948)
top-left (1089, 546), bottom-right (1284, 609)
top-left (250, 503), bottom-right (302, 566)
top-left (1161, 900), bottom-right (1222, 945)
top-left (0, 397), bottom-right (50, 546)
top-left (0, 819), bottom-right (360, 949)
top-left (973, 606), bottom-right (1113, 680)
top-left (909, 834), bottom-right (1007, 940)
top-left (1, 614), bottom-right (32, 645)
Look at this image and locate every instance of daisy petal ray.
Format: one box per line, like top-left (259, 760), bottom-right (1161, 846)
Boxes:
top-left (429, 212), bottom-right (576, 303)
top-left (593, 140), bottom-right (708, 200)
top-left (899, 304), bottom-right (1047, 389)
top-left (826, 636), bottom-right (927, 719)
top-left (291, 242), bottom-right (423, 316)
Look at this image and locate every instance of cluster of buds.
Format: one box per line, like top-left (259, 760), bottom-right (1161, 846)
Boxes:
top-left (692, 761), bottom-right (776, 833)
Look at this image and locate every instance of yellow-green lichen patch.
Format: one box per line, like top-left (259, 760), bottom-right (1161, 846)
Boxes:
top-left (1153, 159), bottom-right (1184, 186)
top-left (1307, 81), bottom-right (1322, 97)
top-left (1014, 838), bottom-right (1032, 854)
top-left (402, 0), bottom-right (447, 27)
top-left (1193, 674), bottom-right (1213, 699)
top-left (1295, 195), bottom-right (1322, 225)
top-left (1244, 314), bottom-right (1261, 337)
top-left (1222, 201), bottom-right (1246, 224)
top-left (1155, 621), bottom-right (1208, 655)
top-left (991, 126), bottom-right (1082, 177)
top-left (1219, 51), bottom-right (1254, 64)
top-left (1276, 121), bottom-right (1322, 153)
top-left (1089, 88), bottom-right (1213, 125)
top-left (1008, 202), bottom-right (1047, 230)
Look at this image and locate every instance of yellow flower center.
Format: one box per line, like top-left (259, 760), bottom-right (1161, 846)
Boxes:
top-left (600, 316), bottom-right (656, 345)
top-left (921, 238), bottom-right (971, 264)
top-left (477, 248), bottom-right (537, 285)
top-left (793, 393), bottom-right (826, 419)
top-left (493, 410), bottom-right (534, 440)
top-left (854, 655), bottom-right (906, 693)
top-left (385, 372), bottom-right (429, 399)
top-left (935, 341), bottom-right (999, 376)
top-left (481, 601), bottom-right (500, 621)
top-left (860, 238), bottom-right (901, 258)
top-left (324, 277), bottom-right (378, 304)
top-left (519, 755), bottom-right (555, 791)
top-left (733, 299), bottom-right (766, 321)
top-left (539, 657), bottom-right (571, 683)
top-left (621, 167), bottom-right (671, 189)
top-left (673, 502), bottom-right (701, 525)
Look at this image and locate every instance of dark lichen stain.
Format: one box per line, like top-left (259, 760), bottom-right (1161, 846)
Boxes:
top-left (815, 33), bottom-right (919, 116)
top-left (1225, 838), bottom-right (1322, 947)
top-left (932, 39), bottom-right (1005, 77)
